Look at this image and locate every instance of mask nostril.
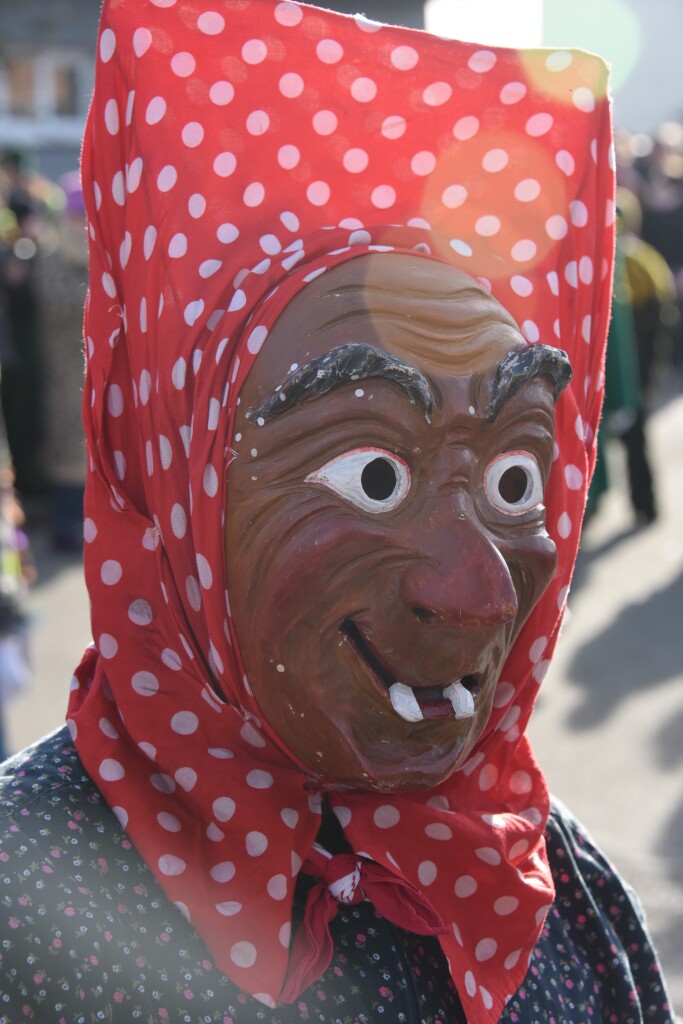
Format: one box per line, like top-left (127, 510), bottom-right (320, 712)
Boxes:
top-left (412, 606), bottom-right (438, 625)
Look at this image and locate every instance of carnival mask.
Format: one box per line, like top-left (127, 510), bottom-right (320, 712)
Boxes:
top-left (226, 253), bottom-right (571, 792)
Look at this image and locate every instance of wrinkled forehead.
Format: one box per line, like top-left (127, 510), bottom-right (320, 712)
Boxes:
top-left (251, 252), bottom-right (526, 390)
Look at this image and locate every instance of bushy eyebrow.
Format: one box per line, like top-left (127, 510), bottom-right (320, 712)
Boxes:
top-left (487, 344), bottom-right (573, 420)
top-left (246, 343), bottom-right (435, 424)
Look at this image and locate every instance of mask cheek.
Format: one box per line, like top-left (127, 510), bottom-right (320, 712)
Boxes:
top-left (500, 532), bottom-right (558, 630)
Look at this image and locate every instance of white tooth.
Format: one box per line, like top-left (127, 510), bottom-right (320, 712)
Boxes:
top-left (443, 681), bottom-right (475, 719)
top-left (388, 682), bottom-right (424, 723)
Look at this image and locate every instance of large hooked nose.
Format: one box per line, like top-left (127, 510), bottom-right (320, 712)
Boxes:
top-left (400, 515), bottom-right (518, 630)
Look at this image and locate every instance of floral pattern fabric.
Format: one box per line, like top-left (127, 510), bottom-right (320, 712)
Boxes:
top-left (0, 730), bottom-right (675, 1024)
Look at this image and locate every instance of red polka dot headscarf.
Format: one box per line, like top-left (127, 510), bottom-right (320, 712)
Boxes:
top-left (69, 2), bottom-right (614, 1020)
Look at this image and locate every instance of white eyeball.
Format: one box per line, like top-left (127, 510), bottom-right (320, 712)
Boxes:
top-left (484, 451), bottom-right (544, 516)
top-left (305, 447), bottom-right (411, 514)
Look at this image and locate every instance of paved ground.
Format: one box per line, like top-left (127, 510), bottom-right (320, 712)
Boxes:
top-left (5, 388), bottom-right (683, 1016)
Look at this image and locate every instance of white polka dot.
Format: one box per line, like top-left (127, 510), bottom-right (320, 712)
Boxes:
top-left (509, 276), bottom-right (533, 299)
top-left (441, 184), bottom-right (467, 209)
top-left (469, 49), bottom-right (496, 72)
top-left (510, 770), bottom-right (533, 795)
top-left (450, 239), bottom-right (473, 257)
top-left (83, 518), bottom-right (97, 543)
top-left (100, 561), bottom-right (122, 585)
top-left (214, 152), bottom-right (237, 177)
top-left (510, 241), bottom-right (536, 265)
top-left (340, 148), bottom-right (368, 174)
top-left (157, 165), bottom-right (177, 192)
top-left (556, 149), bottom-right (575, 176)
top-left (453, 115), bottom-right (479, 141)
top-left (231, 941), bottom-right (257, 968)
top-left (418, 860), bottom-right (437, 885)
top-left (99, 634), bottom-right (118, 659)
top-left (161, 648), bottom-right (182, 672)
top-left (171, 503), bottom-right (187, 539)
top-left (483, 148), bottom-right (508, 172)
top-left (411, 151), bottom-right (436, 176)
top-left (465, 970), bottom-right (477, 997)
top-left (159, 854), bottom-right (186, 876)
top-left (194, 554), bottom-right (212, 590)
top-left (246, 831), bottom-right (268, 857)
top-left (350, 76), bottom-right (377, 102)
top-left (476, 938), bottom-right (497, 962)
top-left (514, 178), bottom-right (541, 203)
top-left (267, 874), bottom-right (288, 900)
top-left (381, 114), bottom-right (406, 139)
top-left (307, 181), bottom-right (330, 206)
top-left (100, 758), bottom-right (125, 782)
top-left (425, 823), bottom-right (453, 841)
top-left (278, 72), bottom-right (304, 99)
top-left (479, 764), bottom-right (498, 790)
top-left (371, 185), bottom-right (396, 209)
top-left (372, 805), bottom-right (400, 828)
top-left (171, 711), bottom-right (199, 735)
top-left (208, 861), bottom-right (236, 885)
top-left (100, 28), bottom-right (116, 62)
top-left (198, 10), bottom-right (225, 34)
top-left (522, 320), bottom-right (540, 342)
top-left (274, 0), bottom-right (303, 25)
top-left (423, 81), bottom-right (452, 106)
top-left (104, 98), bottom-right (119, 135)
top-left (545, 215), bottom-right (569, 243)
top-left (246, 109), bottom-right (270, 135)
top-left (242, 39), bottom-right (267, 64)
top-left (151, 774), bottom-right (175, 794)
top-left (312, 110), bottom-right (337, 135)
top-left (475, 847), bottom-right (501, 865)
top-left (247, 769), bottom-right (273, 790)
top-left (546, 50), bottom-right (573, 71)
top-left (185, 576), bottom-right (202, 611)
top-left (126, 159), bottom-right (143, 194)
top-left (391, 45), bottom-right (418, 70)
top-left (570, 200), bottom-right (589, 227)
top-left (316, 37), bottom-right (343, 63)
top-left (182, 121), bottom-right (204, 148)
top-left (171, 52), bottom-right (195, 77)
top-left (475, 215), bottom-right (500, 237)
top-left (573, 87), bottom-right (595, 112)
top-left (210, 81), bottom-right (234, 105)
top-left (526, 112), bottom-right (553, 137)
top-left (499, 704), bottom-right (522, 733)
top-left (208, 746), bottom-right (232, 760)
top-left (558, 512), bottom-right (572, 539)
top-left (133, 27), bottom-right (152, 57)
top-left (565, 464), bottom-right (583, 490)
top-left (98, 717), bottom-right (118, 740)
top-left (167, 233), bottom-right (187, 259)
top-left (455, 875), bottom-right (477, 897)
top-left (243, 182), bottom-right (265, 207)
top-left (216, 900), bottom-right (241, 915)
top-left (500, 80), bottom-right (526, 104)
top-left (158, 812), bottom-right (181, 833)
top-left (212, 797), bottom-right (236, 822)
top-left (184, 299), bottom-right (204, 326)
top-left (579, 255), bottom-right (594, 284)
top-left (131, 670), bottom-right (159, 697)
top-left (480, 987), bottom-right (493, 1009)
top-left (493, 895), bottom-right (519, 917)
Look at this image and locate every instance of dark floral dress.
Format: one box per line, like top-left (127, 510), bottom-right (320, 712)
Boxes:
top-left (0, 729), bottom-right (675, 1023)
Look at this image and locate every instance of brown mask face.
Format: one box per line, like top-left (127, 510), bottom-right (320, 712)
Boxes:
top-left (225, 253), bottom-right (566, 792)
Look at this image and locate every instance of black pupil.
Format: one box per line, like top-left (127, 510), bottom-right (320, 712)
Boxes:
top-left (361, 457), bottom-right (398, 501)
top-left (498, 465), bottom-right (529, 504)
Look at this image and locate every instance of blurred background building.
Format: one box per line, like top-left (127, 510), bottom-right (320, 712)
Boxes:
top-left (2, 0), bottom-right (683, 181)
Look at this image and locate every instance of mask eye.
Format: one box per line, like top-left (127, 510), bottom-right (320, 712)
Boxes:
top-left (306, 447), bottom-right (411, 514)
top-left (484, 451), bottom-right (544, 516)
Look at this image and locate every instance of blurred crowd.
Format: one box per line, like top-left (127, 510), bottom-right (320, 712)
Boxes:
top-left (0, 150), bottom-right (87, 758)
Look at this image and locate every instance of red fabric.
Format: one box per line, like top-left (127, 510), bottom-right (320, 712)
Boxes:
top-left (282, 846), bottom-right (447, 1000)
top-left (69, 2), bottom-right (615, 1021)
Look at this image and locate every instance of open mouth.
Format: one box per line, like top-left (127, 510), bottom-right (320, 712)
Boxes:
top-left (341, 619), bottom-right (481, 724)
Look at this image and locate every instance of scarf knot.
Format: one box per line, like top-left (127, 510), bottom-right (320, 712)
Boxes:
top-left (322, 853), bottom-right (363, 905)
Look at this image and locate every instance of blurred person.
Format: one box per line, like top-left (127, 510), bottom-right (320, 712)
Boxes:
top-left (617, 185), bottom-right (678, 397)
top-left (0, 3), bottom-right (675, 1023)
top-left (34, 171), bottom-right (88, 551)
top-left (0, 150), bottom-right (44, 495)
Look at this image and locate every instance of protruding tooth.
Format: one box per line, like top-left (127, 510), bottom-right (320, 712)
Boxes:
top-left (388, 682), bottom-right (424, 723)
top-left (443, 681), bottom-right (475, 719)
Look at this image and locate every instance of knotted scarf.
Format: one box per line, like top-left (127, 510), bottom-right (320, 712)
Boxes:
top-left (68, 2), bottom-right (614, 1021)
